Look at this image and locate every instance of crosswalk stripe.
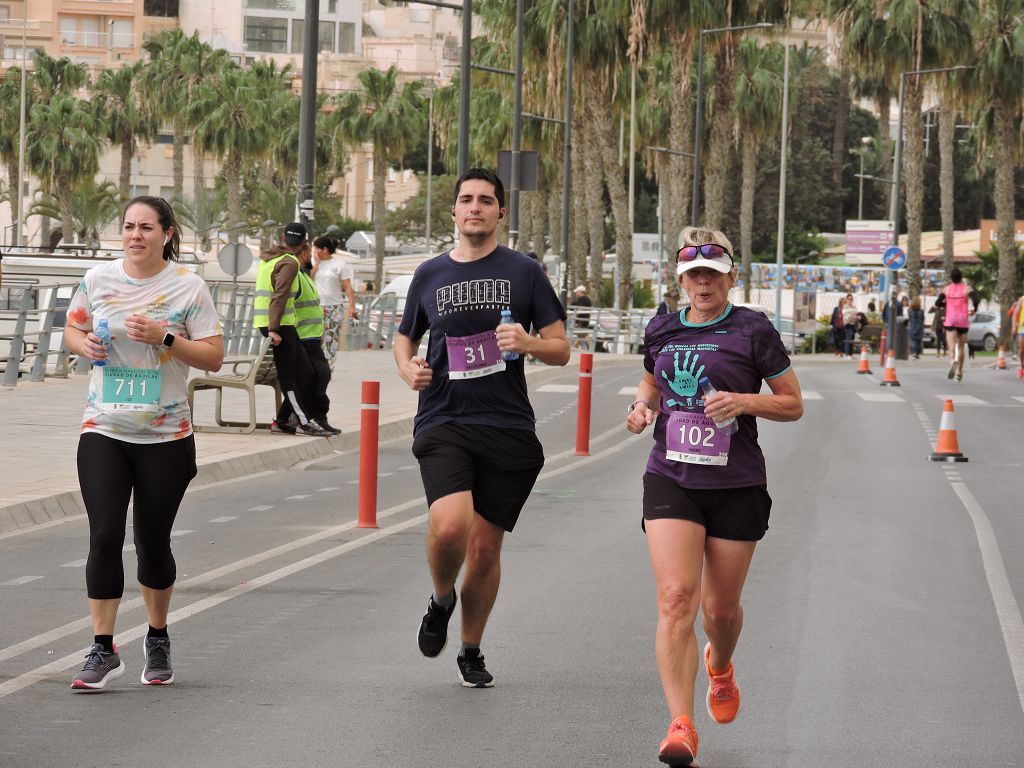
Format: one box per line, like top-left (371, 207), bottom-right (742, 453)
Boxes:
top-left (802, 391), bottom-right (822, 400)
top-left (536, 384), bottom-right (579, 393)
top-left (935, 395), bottom-right (989, 405)
top-left (857, 393), bottom-right (905, 403)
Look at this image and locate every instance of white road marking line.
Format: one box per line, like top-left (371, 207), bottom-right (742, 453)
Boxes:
top-left (397, 465), bottom-right (417, 471)
top-left (248, 505), bottom-right (273, 512)
top-left (346, 479), bottom-right (359, 485)
top-left (318, 487), bottom-right (340, 492)
top-left (0, 515), bottom-right (88, 542)
top-left (209, 516), bottom-right (237, 523)
top-left (950, 482), bottom-right (1024, 717)
top-left (1, 576), bottom-right (44, 586)
top-left (378, 472), bottom-right (394, 477)
top-left (618, 387), bottom-right (636, 396)
top-left (935, 395), bottom-right (989, 405)
top-left (0, 422), bottom-right (641, 692)
top-left (286, 494), bottom-right (311, 500)
top-left (170, 529), bottom-right (193, 538)
top-left (0, 515), bottom-right (429, 699)
top-left (1014, 397), bottom-right (1024, 404)
top-left (60, 559), bottom-right (86, 568)
top-left (535, 384), bottom-right (579, 393)
top-left (802, 391), bottom-right (823, 400)
top-left (857, 393), bottom-right (905, 403)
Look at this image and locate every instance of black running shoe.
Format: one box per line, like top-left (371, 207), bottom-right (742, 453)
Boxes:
top-left (298, 419), bottom-right (333, 437)
top-left (270, 420), bottom-right (296, 434)
top-left (318, 421), bottom-right (342, 435)
top-left (141, 635), bottom-right (174, 685)
top-left (417, 591), bottom-right (456, 657)
top-left (70, 644), bottom-right (125, 691)
top-left (457, 648), bottom-right (494, 688)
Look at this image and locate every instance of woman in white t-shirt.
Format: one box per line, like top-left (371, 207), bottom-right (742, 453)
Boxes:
top-left (312, 235), bottom-right (357, 369)
top-left (63, 196), bottom-right (224, 692)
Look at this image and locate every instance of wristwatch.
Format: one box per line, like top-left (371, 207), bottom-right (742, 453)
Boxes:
top-left (627, 400), bottom-right (651, 414)
top-left (162, 332), bottom-right (175, 348)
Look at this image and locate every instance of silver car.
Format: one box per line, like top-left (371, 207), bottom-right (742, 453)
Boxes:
top-left (967, 311), bottom-right (1001, 352)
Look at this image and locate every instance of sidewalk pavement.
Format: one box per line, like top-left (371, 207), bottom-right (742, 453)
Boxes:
top-left (0, 348), bottom-right (965, 534)
top-left (0, 350), bottom-right (639, 534)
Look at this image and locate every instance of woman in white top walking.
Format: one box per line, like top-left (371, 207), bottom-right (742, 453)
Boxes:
top-left (311, 235), bottom-right (357, 369)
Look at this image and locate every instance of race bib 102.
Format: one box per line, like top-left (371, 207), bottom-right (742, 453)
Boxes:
top-left (446, 331), bottom-right (506, 380)
top-left (665, 411), bottom-right (731, 466)
top-left (101, 367), bottom-right (162, 412)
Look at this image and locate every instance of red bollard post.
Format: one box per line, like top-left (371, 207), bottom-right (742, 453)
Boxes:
top-left (879, 329), bottom-right (887, 370)
top-left (575, 353), bottom-right (593, 457)
top-left (358, 380), bottom-right (380, 528)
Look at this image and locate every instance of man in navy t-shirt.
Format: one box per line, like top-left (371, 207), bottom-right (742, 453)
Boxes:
top-left (395, 168), bottom-right (569, 688)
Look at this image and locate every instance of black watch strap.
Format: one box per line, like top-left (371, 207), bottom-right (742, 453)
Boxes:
top-left (162, 332), bottom-right (175, 348)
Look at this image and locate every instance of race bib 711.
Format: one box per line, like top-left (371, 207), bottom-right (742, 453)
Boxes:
top-left (101, 367), bottom-right (162, 412)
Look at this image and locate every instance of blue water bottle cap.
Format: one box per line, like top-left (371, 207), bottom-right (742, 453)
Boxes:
top-left (698, 376), bottom-right (710, 387)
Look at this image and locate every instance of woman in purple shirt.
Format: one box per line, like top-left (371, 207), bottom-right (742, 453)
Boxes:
top-left (626, 227), bottom-right (804, 767)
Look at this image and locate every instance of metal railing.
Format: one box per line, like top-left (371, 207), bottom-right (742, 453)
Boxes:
top-left (0, 279), bottom-right (80, 385)
top-left (566, 306), bottom-right (654, 354)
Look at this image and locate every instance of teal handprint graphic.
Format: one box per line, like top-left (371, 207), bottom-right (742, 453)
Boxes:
top-left (661, 350), bottom-right (704, 406)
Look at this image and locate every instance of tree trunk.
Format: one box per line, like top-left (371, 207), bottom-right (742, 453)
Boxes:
top-left (227, 148), bottom-right (243, 244)
top-left (172, 117), bottom-right (185, 200)
top-left (373, 143), bottom-right (387, 292)
top-left (876, 86), bottom-right (891, 173)
top-left (590, 77), bottom-right (633, 308)
top-left (531, 185), bottom-right (548, 259)
top-left (993, 102), bottom-right (1018, 344)
top-left (903, 77), bottom-right (924, 299)
top-left (519, 190), bottom-right (534, 254)
top-left (119, 134), bottom-right (133, 200)
top-left (7, 165), bottom-right (20, 240)
top-left (583, 104), bottom-right (605, 297)
top-left (703, 60), bottom-right (735, 230)
top-left (831, 63), bottom-right (851, 231)
top-left (667, 28), bottom-right (694, 242)
top-left (547, 160), bottom-right (563, 280)
top-left (740, 138), bottom-right (757, 303)
top-left (193, 139), bottom-right (205, 231)
top-left (57, 173), bottom-right (74, 244)
top-left (938, 102), bottom-right (956, 278)
top-left (570, 110), bottom-right (589, 298)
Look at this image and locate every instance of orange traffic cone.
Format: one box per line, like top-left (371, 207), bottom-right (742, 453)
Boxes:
top-left (879, 350), bottom-right (900, 386)
top-left (929, 399), bottom-right (968, 462)
top-left (996, 347), bottom-right (1006, 369)
top-left (856, 344), bottom-right (873, 374)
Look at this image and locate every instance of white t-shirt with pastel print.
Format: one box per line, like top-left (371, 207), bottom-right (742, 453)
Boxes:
top-left (67, 259), bottom-right (222, 444)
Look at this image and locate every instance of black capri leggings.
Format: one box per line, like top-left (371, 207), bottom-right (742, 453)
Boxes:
top-left (77, 432), bottom-right (197, 600)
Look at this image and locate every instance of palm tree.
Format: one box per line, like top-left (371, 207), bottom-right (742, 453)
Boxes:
top-left (835, 0), bottom-right (973, 299)
top-left (95, 63), bottom-right (155, 200)
top-left (733, 39), bottom-right (783, 300)
top-left (331, 66), bottom-right (424, 290)
top-left (192, 65), bottom-right (270, 243)
top-left (29, 179), bottom-right (121, 245)
top-left (27, 93), bottom-right (106, 241)
top-left (0, 69), bottom-right (31, 237)
top-left (972, 0), bottom-right (1024, 342)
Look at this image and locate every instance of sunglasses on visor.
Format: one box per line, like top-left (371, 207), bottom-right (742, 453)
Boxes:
top-left (676, 243), bottom-right (733, 264)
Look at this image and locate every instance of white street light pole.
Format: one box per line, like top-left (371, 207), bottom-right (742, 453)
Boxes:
top-left (16, 11), bottom-right (28, 246)
top-left (858, 136), bottom-right (871, 220)
top-left (772, 44), bottom-right (791, 331)
top-left (425, 87), bottom-right (433, 250)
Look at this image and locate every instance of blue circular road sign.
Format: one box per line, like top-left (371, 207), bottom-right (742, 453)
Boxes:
top-left (882, 246), bottom-right (906, 270)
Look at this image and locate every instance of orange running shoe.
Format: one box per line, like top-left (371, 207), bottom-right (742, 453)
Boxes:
top-left (658, 715), bottom-right (698, 766)
top-left (704, 642), bottom-right (740, 724)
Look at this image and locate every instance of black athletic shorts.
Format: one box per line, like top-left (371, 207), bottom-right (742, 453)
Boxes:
top-left (642, 471), bottom-right (771, 542)
top-left (411, 422), bottom-right (545, 532)
top-left (943, 325), bottom-right (968, 335)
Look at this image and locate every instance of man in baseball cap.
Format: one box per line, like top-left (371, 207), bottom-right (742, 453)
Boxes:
top-left (282, 221), bottom-right (307, 247)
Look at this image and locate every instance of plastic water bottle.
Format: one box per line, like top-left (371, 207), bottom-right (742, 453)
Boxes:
top-left (699, 376), bottom-right (738, 434)
top-left (93, 319), bottom-right (111, 368)
top-left (499, 309), bottom-right (519, 361)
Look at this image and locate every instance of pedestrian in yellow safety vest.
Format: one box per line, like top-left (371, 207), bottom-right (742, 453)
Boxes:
top-left (254, 222), bottom-right (333, 436)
